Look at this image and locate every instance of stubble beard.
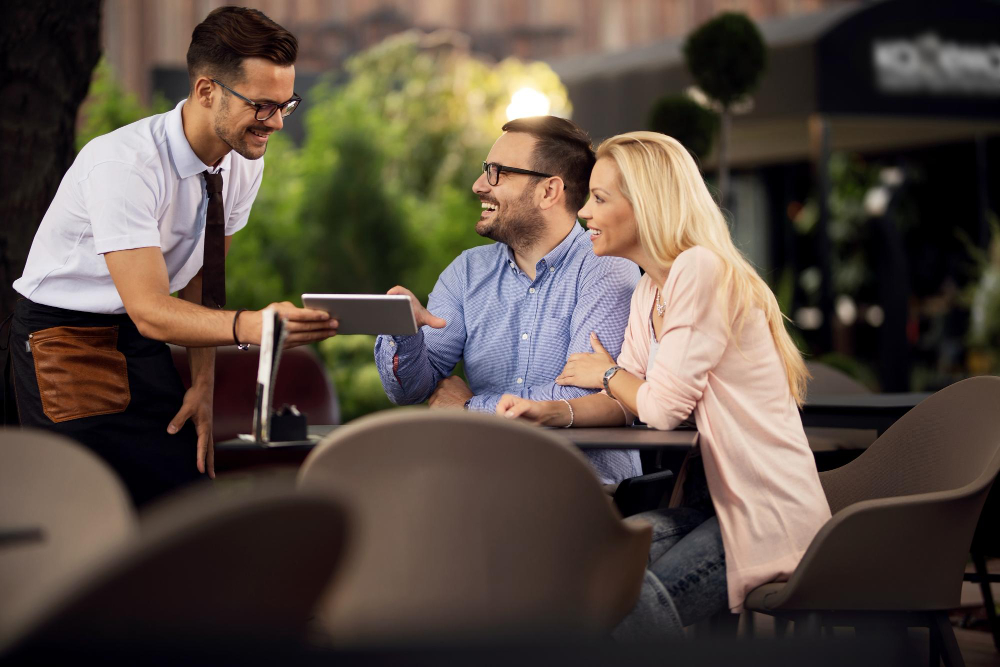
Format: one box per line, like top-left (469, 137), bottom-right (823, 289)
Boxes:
top-left (476, 182), bottom-right (544, 254)
top-left (213, 96), bottom-right (268, 161)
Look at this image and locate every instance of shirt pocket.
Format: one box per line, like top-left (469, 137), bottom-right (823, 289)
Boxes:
top-left (29, 326), bottom-right (131, 423)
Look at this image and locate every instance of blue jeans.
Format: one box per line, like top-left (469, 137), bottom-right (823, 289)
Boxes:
top-left (613, 459), bottom-right (728, 640)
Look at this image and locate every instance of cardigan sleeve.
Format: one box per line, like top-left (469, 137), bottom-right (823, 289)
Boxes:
top-left (636, 247), bottom-right (729, 430)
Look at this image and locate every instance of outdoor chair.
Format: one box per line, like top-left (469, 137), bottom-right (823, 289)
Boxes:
top-left (171, 343), bottom-right (340, 442)
top-left (743, 375), bottom-right (1000, 667)
top-left (804, 361), bottom-right (878, 458)
top-left (297, 408), bottom-right (652, 644)
top-left (1, 482), bottom-right (348, 660)
top-left (0, 429), bottom-right (136, 634)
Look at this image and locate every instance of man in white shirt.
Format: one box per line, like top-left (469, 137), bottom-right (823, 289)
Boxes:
top-left (3, 7), bottom-right (337, 505)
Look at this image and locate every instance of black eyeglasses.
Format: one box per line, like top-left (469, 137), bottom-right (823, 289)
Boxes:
top-left (211, 79), bottom-right (302, 121)
top-left (482, 161), bottom-right (553, 187)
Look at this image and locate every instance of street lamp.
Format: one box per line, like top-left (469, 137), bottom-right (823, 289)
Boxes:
top-left (505, 87), bottom-right (550, 121)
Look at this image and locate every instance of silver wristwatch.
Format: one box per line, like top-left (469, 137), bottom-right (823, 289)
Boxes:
top-left (603, 365), bottom-right (624, 399)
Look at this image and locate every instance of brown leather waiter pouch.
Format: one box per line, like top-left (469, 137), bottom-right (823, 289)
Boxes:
top-left (29, 325), bottom-right (131, 423)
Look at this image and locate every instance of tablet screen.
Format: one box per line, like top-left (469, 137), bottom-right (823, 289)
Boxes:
top-left (301, 294), bottom-right (418, 335)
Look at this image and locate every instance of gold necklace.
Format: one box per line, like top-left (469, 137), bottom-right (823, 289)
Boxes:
top-left (655, 289), bottom-right (665, 317)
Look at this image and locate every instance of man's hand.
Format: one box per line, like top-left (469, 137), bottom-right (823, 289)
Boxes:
top-left (387, 285), bottom-right (446, 329)
top-left (556, 332), bottom-right (617, 389)
top-left (237, 301), bottom-right (339, 349)
top-left (496, 395), bottom-right (568, 427)
top-left (429, 375), bottom-right (473, 409)
top-left (167, 383), bottom-right (215, 479)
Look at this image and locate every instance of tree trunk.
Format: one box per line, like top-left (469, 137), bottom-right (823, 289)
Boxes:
top-left (717, 108), bottom-right (731, 212)
top-left (0, 0), bottom-right (102, 321)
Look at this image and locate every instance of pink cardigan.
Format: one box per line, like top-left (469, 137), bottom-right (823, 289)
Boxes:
top-left (618, 246), bottom-right (831, 611)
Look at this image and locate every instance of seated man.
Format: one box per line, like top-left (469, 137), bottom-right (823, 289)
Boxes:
top-left (374, 116), bottom-right (641, 484)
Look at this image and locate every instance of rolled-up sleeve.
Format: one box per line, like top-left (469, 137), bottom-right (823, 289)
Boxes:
top-left (636, 248), bottom-right (728, 430)
top-left (84, 161), bottom-right (163, 255)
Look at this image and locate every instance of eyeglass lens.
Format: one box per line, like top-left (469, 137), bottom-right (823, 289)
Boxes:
top-left (255, 99), bottom-right (299, 121)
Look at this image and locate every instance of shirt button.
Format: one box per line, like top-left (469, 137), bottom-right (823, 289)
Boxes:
top-left (521, 333), bottom-right (528, 340)
top-left (388, 340), bottom-right (395, 347)
top-left (549, 267), bottom-right (555, 273)
top-left (529, 287), bottom-right (536, 294)
top-left (516, 377), bottom-right (524, 384)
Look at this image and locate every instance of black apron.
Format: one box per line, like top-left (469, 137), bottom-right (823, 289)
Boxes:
top-left (5, 299), bottom-right (204, 507)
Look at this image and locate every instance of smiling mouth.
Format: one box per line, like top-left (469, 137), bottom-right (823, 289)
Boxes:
top-left (588, 228), bottom-right (602, 236)
top-left (247, 128), bottom-right (270, 140)
top-left (480, 201), bottom-right (498, 218)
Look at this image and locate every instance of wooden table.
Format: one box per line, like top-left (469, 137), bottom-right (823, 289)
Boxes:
top-left (214, 424), bottom-right (697, 473)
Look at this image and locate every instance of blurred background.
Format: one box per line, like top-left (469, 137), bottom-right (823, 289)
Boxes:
top-left (4, 0), bottom-right (999, 422)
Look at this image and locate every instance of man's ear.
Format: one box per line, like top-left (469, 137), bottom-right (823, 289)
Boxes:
top-left (537, 176), bottom-right (566, 212)
top-left (192, 76), bottom-right (215, 110)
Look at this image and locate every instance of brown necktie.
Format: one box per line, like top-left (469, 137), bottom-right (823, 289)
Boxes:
top-left (201, 171), bottom-right (226, 308)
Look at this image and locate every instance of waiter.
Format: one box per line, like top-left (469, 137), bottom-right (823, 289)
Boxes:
top-left (2, 7), bottom-right (337, 506)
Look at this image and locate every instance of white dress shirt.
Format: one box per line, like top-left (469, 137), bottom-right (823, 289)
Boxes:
top-left (14, 99), bottom-right (264, 314)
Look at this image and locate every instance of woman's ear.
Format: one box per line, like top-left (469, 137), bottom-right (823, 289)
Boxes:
top-left (538, 176), bottom-right (566, 211)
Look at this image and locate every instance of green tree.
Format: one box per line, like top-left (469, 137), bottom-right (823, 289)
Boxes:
top-left (225, 31), bottom-right (572, 422)
top-left (76, 58), bottom-right (171, 151)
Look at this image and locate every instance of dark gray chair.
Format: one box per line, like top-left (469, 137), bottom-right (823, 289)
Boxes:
top-left (804, 361), bottom-right (878, 455)
top-left (298, 408), bottom-right (651, 644)
top-left (744, 375), bottom-right (1000, 667)
top-left (1, 483), bottom-right (348, 658)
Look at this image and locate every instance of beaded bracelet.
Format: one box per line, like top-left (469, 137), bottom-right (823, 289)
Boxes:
top-left (559, 398), bottom-right (574, 428)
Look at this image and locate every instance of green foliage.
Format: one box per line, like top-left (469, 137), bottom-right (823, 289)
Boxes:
top-left (683, 12), bottom-right (767, 108)
top-left (317, 335), bottom-right (397, 419)
top-left (646, 95), bottom-right (719, 160)
top-left (960, 214), bottom-right (1000, 368)
top-left (226, 32), bottom-right (571, 421)
top-left (77, 58), bottom-right (170, 151)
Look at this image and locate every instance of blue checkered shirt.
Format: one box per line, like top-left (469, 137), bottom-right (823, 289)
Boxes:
top-left (374, 224), bottom-right (642, 484)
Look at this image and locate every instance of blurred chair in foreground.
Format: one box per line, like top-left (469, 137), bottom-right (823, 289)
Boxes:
top-left (171, 344), bottom-right (340, 443)
top-left (744, 376), bottom-right (1000, 667)
top-left (1, 483), bottom-right (348, 659)
top-left (298, 409), bottom-right (651, 644)
top-left (804, 361), bottom-right (878, 458)
top-left (0, 429), bottom-right (136, 632)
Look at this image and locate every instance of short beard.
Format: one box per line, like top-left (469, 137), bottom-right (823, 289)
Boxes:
top-left (213, 95), bottom-right (269, 161)
top-left (476, 181), bottom-right (544, 253)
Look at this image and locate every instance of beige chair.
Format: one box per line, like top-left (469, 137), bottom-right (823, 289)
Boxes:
top-left (297, 408), bottom-right (652, 644)
top-left (744, 376), bottom-right (1000, 667)
top-left (1, 482), bottom-right (348, 658)
top-left (0, 429), bottom-right (136, 633)
top-left (804, 361), bottom-right (878, 454)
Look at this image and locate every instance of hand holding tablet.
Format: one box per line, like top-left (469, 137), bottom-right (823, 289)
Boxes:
top-left (302, 288), bottom-right (445, 335)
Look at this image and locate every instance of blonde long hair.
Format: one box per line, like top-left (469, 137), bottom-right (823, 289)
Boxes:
top-left (597, 131), bottom-right (809, 405)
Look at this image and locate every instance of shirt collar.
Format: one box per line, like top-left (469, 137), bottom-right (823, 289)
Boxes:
top-left (166, 99), bottom-right (232, 179)
top-left (502, 223), bottom-right (585, 276)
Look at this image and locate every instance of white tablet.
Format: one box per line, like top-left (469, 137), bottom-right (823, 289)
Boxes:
top-left (301, 294), bottom-right (418, 336)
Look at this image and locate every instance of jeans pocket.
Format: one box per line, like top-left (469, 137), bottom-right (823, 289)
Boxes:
top-left (30, 325), bottom-right (131, 423)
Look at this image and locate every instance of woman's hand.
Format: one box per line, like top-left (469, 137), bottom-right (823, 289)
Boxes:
top-left (556, 332), bottom-right (617, 389)
top-left (496, 395), bottom-right (571, 427)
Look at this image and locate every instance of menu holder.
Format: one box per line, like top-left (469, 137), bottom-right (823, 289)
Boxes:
top-left (251, 307), bottom-right (288, 443)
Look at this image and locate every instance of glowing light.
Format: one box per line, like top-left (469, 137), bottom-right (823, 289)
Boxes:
top-left (506, 88), bottom-right (551, 121)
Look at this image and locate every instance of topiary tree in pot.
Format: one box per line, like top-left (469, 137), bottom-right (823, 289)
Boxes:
top-left (683, 12), bottom-right (766, 208)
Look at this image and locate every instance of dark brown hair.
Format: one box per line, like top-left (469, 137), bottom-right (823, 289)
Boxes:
top-left (186, 6), bottom-right (297, 86)
top-left (500, 116), bottom-right (596, 213)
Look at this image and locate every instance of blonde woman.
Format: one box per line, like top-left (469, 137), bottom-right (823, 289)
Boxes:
top-left (496, 132), bottom-right (831, 637)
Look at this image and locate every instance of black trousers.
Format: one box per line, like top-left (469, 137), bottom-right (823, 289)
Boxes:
top-left (6, 299), bottom-right (204, 507)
